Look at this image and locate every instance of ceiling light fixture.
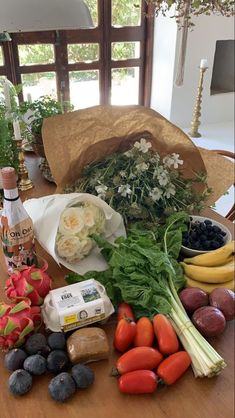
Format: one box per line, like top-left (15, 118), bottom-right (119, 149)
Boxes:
top-left (0, 0), bottom-right (93, 32)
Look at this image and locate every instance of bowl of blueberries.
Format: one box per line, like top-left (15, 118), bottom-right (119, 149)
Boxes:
top-left (181, 215), bottom-right (232, 257)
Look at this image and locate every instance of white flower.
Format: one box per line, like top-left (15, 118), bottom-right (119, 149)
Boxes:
top-left (135, 162), bottom-right (149, 172)
top-left (79, 238), bottom-right (94, 256)
top-left (149, 187), bottom-right (163, 202)
top-left (150, 154), bottom-right (160, 164)
top-left (164, 185), bottom-right (176, 198)
top-left (95, 184), bottom-right (107, 199)
top-left (59, 208), bottom-right (84, 235)
top-left (82, 206), bottom-right (96, 227)
top-left (153, 165), bottom-right (166, 179)
top-left (120, 170), bottom-right (127, 178)
top-left (118, 184), bottom-right (132, 197)
top-left (134, 138), bottom-right (152, 153)
top-left (163, 153), bottom-right (183, 169)
top-left (56, 235), bottom-right (82, 259)
top-left (77, 227), bottom-right (89, 240)
top-left (124, 150), bottom-right (133, 157)
top-left (157, 171), bottom-right (169, 186)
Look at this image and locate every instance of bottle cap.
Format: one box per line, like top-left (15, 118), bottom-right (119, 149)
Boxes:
top-left (1, 167), bottom-right (17, 190)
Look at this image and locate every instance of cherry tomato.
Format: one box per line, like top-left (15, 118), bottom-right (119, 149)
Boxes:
top-left (114, 318), bottom-right (136, 352)
top-left (117, 303), bottom-right (135, 322)
top-left (134, 317), bottom-right (154, 347)
top-left (153, 314), bottom-right (179, 355)
top-left (116, 346), bottom-right (163, 375)
top-left (157, 351), bottom-right (192, 385)
top-left (118, 370), bottom-right (157, 394)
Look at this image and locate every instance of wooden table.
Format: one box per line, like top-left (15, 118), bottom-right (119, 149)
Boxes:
top-left (0, 154), bottom-right (234, 418)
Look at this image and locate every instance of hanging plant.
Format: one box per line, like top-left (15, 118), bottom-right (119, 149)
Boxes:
top-left (145, 0), bottom-right (235, 27)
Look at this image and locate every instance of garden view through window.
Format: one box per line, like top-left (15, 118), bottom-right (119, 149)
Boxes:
top-left (0, 0), bottom-right (154, 108)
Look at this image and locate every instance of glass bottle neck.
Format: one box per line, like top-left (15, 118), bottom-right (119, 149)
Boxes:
top-left (4, 188), bottom-right (19, 201)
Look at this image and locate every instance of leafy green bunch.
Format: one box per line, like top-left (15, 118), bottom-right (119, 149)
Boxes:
top-left (18, 96), bottom-right (67, 137)
top-left (64, 138), bottom-right (212, 225)
top-left (66, 211), bottom-right (188, 315)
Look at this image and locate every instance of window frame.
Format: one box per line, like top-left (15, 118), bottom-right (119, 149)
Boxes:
top-left (0, 0), bottom-right (154, 107)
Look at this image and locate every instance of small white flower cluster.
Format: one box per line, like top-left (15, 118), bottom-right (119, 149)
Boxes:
top-left (94, 138), bottom-right (183, 204)
top-left (55, 202), bottom-right (106, 263)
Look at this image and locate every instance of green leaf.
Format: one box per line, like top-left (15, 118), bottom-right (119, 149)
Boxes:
top-left (30, 271), bottom-right (42, 280)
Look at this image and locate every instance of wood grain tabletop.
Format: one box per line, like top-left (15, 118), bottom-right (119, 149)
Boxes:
top-left (0, 153), bottom-right (234, 418)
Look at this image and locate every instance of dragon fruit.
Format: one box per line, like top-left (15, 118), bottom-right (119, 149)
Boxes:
top-left (0, 300), bottom-right (41, 351)
top-left (5, 261), bottom-right (52, 306)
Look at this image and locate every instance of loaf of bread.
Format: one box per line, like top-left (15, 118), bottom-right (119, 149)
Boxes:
top-left (67, 327), bottom-right (110, 364)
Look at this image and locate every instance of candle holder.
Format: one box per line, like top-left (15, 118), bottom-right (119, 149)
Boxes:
top-left (15, 139), bottom-right (34, 191)
top-left (188, 66), bottom-right (208, 138)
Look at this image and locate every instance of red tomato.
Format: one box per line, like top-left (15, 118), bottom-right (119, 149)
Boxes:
top-left (114, 318), bottom-right (137, 352)
top-left (117, 303), bottom-right (135, 322)
top-left (118, 370), bottom-right (157, 394)
top-left (157, 351), bottom-right (192, 385)
top-left (134, 317), bottom-right (154, 347)
top-left (153, 314), bottom-right (179, 355)
top-left (116, 346), bottom-right (163, 375)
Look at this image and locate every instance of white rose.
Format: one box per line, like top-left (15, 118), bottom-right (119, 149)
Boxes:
top-left (77, 227), bottom-right (89, 240)
top-left (59, 207), bottom-right (84, 235)
top-left (79, 238), bottom-right (94, 256)
top-left (56, 235), bottom-right (82, 259)
top-left (82, 207), bottom-right (96, 227)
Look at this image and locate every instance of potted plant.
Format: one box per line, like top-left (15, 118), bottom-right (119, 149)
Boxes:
top-left (19, 96), bottom-right (71, 158)
top-left (17, 96), bottom-right (73, 182)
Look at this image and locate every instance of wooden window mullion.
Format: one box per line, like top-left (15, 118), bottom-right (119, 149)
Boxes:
top-left (54, 31), bottom-right (70, 103)
top-left (100, 0), bottom-right (111, 105)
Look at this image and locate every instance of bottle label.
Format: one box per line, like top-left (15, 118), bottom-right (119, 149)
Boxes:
top-left (0, 215), bottom-right (37, 272)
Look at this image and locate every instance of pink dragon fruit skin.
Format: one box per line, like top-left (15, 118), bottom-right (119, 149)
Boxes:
top-left (0, 300), bottom-right (41, 351)
top-left (5, 260), bottom-right (52, 306)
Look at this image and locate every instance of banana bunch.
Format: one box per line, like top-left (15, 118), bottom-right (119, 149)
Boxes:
top-left (181, 241), bottom-right (235, 293)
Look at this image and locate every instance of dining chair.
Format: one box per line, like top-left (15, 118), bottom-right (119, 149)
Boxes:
top-left (212, 149), bottom-right (235, 221)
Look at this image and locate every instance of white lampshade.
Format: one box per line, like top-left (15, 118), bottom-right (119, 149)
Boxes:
top-left (0, 0), bottom-right (93, 32)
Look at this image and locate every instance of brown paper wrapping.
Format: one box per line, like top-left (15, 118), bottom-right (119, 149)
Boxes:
top-left (42, 105), bottom-right (234, 206)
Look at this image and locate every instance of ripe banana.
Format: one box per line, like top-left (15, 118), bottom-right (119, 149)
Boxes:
top-left (183, 241), bottom-right (235, 267)
top-left (185, 275), bottom-right (235, 293)
top-left (180, 259), bottom-right (235, 283)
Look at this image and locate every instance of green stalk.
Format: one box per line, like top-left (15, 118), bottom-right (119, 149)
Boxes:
top-left (165, 285), bottom-right (226, 377)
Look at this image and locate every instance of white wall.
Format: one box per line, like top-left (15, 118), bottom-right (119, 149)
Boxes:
top-left (151, 13), bottom-right (234, 128)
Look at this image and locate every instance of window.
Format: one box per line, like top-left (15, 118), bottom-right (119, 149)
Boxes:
top-left (0, 0), bottom-right (154, 108)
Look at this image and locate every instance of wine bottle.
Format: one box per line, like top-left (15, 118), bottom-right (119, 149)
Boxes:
top-left (0, 167), bottom-right (37, 273)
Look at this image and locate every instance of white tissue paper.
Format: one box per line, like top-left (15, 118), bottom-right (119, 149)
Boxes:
top-left (24, 193), bottom-right (126, 274)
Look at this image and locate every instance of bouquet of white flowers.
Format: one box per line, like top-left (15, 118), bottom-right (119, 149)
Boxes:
top-left (64, 138), bottom-right (212, 225)
top-left (23, 193), bottom-right (126, 274)
top-left (55, 201), bottom-right (106, 263)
